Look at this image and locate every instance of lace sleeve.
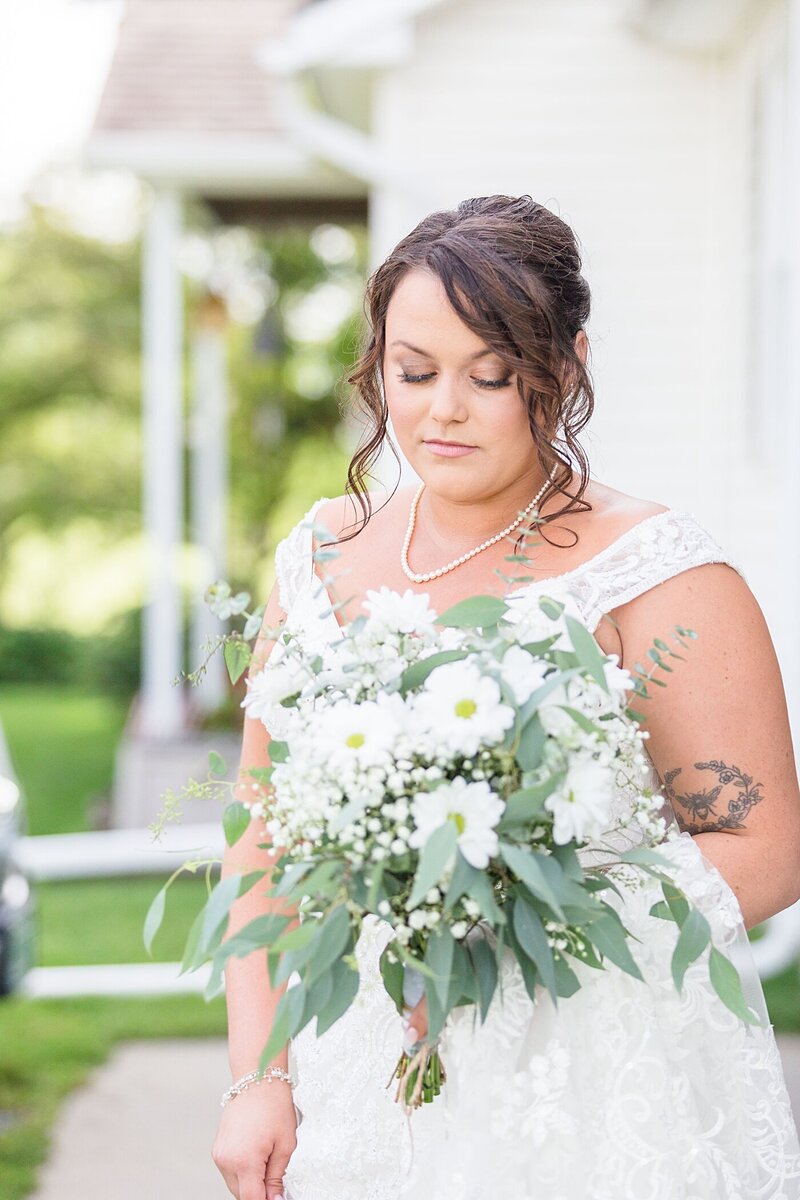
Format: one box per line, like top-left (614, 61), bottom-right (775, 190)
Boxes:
top-left (569, 509), bottom-right (748, 634)
top-left (273, 496), bottom-right (332, 615)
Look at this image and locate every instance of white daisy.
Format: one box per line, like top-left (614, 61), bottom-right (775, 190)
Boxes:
top-left (544, 753), bottom-right (615, 844)
top-left (412, 659), bottom-right (515, 757)
top-left (363, 586), bottom-right (438, 638)
top-left (240, 659), bottom-right (307, 722)
top-left (408, 776), bottom-right (506, 868)
top-left (499, 644), bottom-right (549, 704)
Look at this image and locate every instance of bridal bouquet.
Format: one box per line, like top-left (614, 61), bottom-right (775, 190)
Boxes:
top-left (145, 536), bottom-right (761, 1113)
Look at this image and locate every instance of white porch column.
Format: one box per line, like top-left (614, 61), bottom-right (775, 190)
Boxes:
top-left (189, 292), bottom-right (229, 715)
top-left (140, 187), bottom-right (185, 739)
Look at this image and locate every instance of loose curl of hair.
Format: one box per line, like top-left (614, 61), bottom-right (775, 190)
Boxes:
top-left (336, 193), bottom-right (595, 551)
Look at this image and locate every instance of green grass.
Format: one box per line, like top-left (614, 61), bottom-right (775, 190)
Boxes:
top-left (34, 872), bottom-right (215, 965)
top-left (0, 873), bottom-right (226, 1200)
top-left (0, 684), bottom-right (128, 835)
top-left (0, 994), bottom-right (227, 1200)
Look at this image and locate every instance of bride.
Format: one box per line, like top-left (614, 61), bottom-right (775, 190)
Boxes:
top-left (212, 194), bottom-right (800, 1199)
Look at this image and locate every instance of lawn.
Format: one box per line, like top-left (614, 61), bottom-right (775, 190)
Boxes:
top-left (0, 684), bottom-right (128, 835)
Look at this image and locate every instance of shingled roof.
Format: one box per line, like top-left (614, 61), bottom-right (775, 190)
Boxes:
top-left (93, 0), bottom-right (298, 138)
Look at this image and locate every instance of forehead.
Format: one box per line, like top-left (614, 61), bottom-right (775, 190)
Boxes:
top-left (385, 268), bottom-right (489, 354)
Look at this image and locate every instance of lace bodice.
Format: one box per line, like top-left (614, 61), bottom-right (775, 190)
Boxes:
top-left (263, 498), bottom-right (800, 1200)
top-left (272, 496), bottom-right (747, 641)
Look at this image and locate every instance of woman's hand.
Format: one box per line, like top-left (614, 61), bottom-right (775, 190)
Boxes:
top-left (212, 1083), bottom-right (297, 1200)
top-left (403, 990), bottom-right (429, 1049)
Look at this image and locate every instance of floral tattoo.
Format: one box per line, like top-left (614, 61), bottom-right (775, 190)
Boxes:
top-left (662, 761), bottom-right (765, 834)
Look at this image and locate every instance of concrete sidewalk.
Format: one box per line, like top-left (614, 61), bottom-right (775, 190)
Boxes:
top-left (28, 1035), bottom-right (800, 1198)
top-left (30, 1038), bottom-right (232, 1200)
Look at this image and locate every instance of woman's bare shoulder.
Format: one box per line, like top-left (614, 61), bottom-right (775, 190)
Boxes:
top-left (315, 487), bottom-right (415, 542)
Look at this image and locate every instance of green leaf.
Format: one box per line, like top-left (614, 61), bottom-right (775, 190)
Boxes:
top-left (649, 900), bottom-right (675, 921)
top-left (437, 595), bottom-right (508, 629)
top-left (299, 968), bottom-right (335, 1029)
top-left (517, 713), bottom-right (547, 771)
top-left (504, 912), bottom-right (541, 1003)
top-left (143, 882), bottom-right (168, 956)
top-left (224, 638), bottom-right (251, 684)
top-left (425, 923), bottom-right (456, 1010)
top-left (465, 870), bottom-right (505, 925)
top-left (468, 935), bottom-right (498, 1022)
top-left (407, 819), bottom-right (459, 910)
top-left (499, 842), bottom-right (566, 921)
top-left (497, 774), bottom-right (564, 829)
top-left (588, 912), bottom-right (644, 982)
top-left (442, 849), bottom-right (480, 909)
top-left (564, 614), bottom-right (610, 693)
top-left (243, 605), bottom-right (266, 640)
top-left (399, 649), bottom-right (468, 694)
top-left (423, 966), bottom-right (449, 1043)
top-left (223, 801), bottom-right (251, 847)
top-left (209, 750), bottom-right (227, 775)
top-left (210, 912), bottom-right (291, 970)
top-left (538, 595), bottom-right (566, 620)
top-left (553, 952), bottom-right (581, 997)
top-left (379, 943), bottom-right (405, 1015)
top-left (619, 846), bottom-right (675, 870)
top-left (671, 906), bottom-right (711, 991)
top-left (512, 894), bottom-right (557, 1002)
top-left (449, 937), bottom-right (479, 1007)
top-left (708, 946), bottom-right (764, 1027)
top-left (661, 879), bottom-right (690, 927)
top-left (198, 874), bottom-right (244, 958)
top-left (315, 956), bottom-right (361, 1036)
top-left (179, 906), bottom-right (206, 975)
top-left (268, 740), bottom-right (289, 763)
top-left (306, 905), bottom-right (353, 985)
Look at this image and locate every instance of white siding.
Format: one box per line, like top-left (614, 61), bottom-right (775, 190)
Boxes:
top-left (369, 0), bottom-right (798, 727)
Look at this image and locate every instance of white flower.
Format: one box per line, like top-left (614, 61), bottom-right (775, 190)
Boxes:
top-left (603, 653), bottom-right (635, 705)
top-left (408, 776), bottom-right (506, 869)
top-left (363, 586), bottom-right (437, 637)
top-left (315, 698), bottom-right (399, 769)
top-left (499, 644), bottom-right (549, 704)
top-left (413, 660), bottom-right (515, 757)
top-left (544, 753), bottom-right (615, 844)
top-left (501, 588), bottom-right (582, 648)
top-left (240, 659), bottom-right (307, 722)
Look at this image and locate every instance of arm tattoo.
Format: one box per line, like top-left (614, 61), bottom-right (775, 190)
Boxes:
top-left (662, 760), bottom-right (765, 834)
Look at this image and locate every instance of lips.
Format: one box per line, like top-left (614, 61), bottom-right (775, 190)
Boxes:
top-left (423, 440), bottom-right (477, 449)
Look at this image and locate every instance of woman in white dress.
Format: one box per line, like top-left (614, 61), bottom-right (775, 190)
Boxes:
top-left (212, 194), bottom-right (800, 1200)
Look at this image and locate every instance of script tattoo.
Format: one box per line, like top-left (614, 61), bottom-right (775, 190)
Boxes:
top-left (662, 761), bottom-right (765, 834)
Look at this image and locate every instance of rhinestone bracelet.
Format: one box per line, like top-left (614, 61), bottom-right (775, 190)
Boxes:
top-left (221, 1066), bottom-right (296, 1108)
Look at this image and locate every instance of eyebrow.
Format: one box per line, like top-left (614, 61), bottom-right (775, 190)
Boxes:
top-left (389, 340), bottom-right (493, 360)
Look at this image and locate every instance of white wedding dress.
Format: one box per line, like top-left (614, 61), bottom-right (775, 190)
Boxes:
top-left (257, 497), bottom-right (800, 1200)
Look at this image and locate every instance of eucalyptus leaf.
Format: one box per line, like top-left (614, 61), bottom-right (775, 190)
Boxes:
top-left (442, 849), bottom-right (479, 909)
top-left (199, 875), bottom-right (244, 958)
top-left (224, 638), bottom-right (251, 684)
top-left (708, 946), bottom-right (764, 1027)
top-left (143, 882), bottom-right (168, 956)
top-left (468, 935), bottom-right (498, 1022)
top-left (426, 923), bottom-right (456, 1010)
top-left (436, 595), bottom-right (508, 629)
top-left (512, 893), bottom-right (557, 1002)
top-left (315, 956), bottom-right (361, 1036)
top-left (209, 750), bottom-right (227, 775)
top-left (671, 906), bottom-right (711, 991)
top-left (400, 649), bottom-right (469, 694)
top-left (499, 842), bottom-right (566, 921)
top-left (564, 614), bottom-right (610, 693)
top-left (379, 943), bottom-right (405, 1015)
top-left (306, 905), bottom-right (353, 985)
top-left (223, 801), bottom-right (251, 847)
top-left (407, 819), bottom-right (459, 910)
top-left (517, 713), bottom-right (547, 771)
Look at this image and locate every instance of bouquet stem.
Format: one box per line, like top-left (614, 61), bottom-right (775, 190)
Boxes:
top-left (387, 1041), bottom-right (446, 1110)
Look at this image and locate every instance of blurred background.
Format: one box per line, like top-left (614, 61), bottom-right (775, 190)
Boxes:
top-left (0, 0), bottom-right (799, 1196)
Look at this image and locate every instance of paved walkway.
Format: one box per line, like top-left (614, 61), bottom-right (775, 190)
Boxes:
top-left (28, 1035), bottom-right (800, 1198)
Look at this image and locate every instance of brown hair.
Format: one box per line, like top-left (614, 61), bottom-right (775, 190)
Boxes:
top-left (338, 194), bottom-right (594, 548)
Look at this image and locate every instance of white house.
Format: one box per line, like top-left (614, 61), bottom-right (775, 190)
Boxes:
top-left (87, 0), bottom-right (800, 825)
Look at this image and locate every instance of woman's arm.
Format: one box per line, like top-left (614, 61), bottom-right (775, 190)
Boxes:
top-left (611, 561), bottom-right (800, 930)
top-left (220, 578), bottom-right (299, 1078)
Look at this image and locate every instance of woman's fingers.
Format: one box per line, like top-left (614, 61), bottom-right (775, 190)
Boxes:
top-left (263, 1137), bottom-right (296, 1199)
top-left (403, 991), bottom-right (429, 1046)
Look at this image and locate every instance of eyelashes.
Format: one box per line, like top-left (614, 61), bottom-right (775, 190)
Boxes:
top-left (396, 371), bottom-right (512, 390)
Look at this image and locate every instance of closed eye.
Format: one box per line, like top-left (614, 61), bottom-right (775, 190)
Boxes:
top-left (397, 371), bottom-right (512, 390)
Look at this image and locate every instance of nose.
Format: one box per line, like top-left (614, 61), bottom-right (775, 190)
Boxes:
top-left (426, 374), bottom-right (469, 427)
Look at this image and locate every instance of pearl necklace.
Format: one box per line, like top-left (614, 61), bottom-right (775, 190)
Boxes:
top-left (400, 465), bottom-right (558, 584)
